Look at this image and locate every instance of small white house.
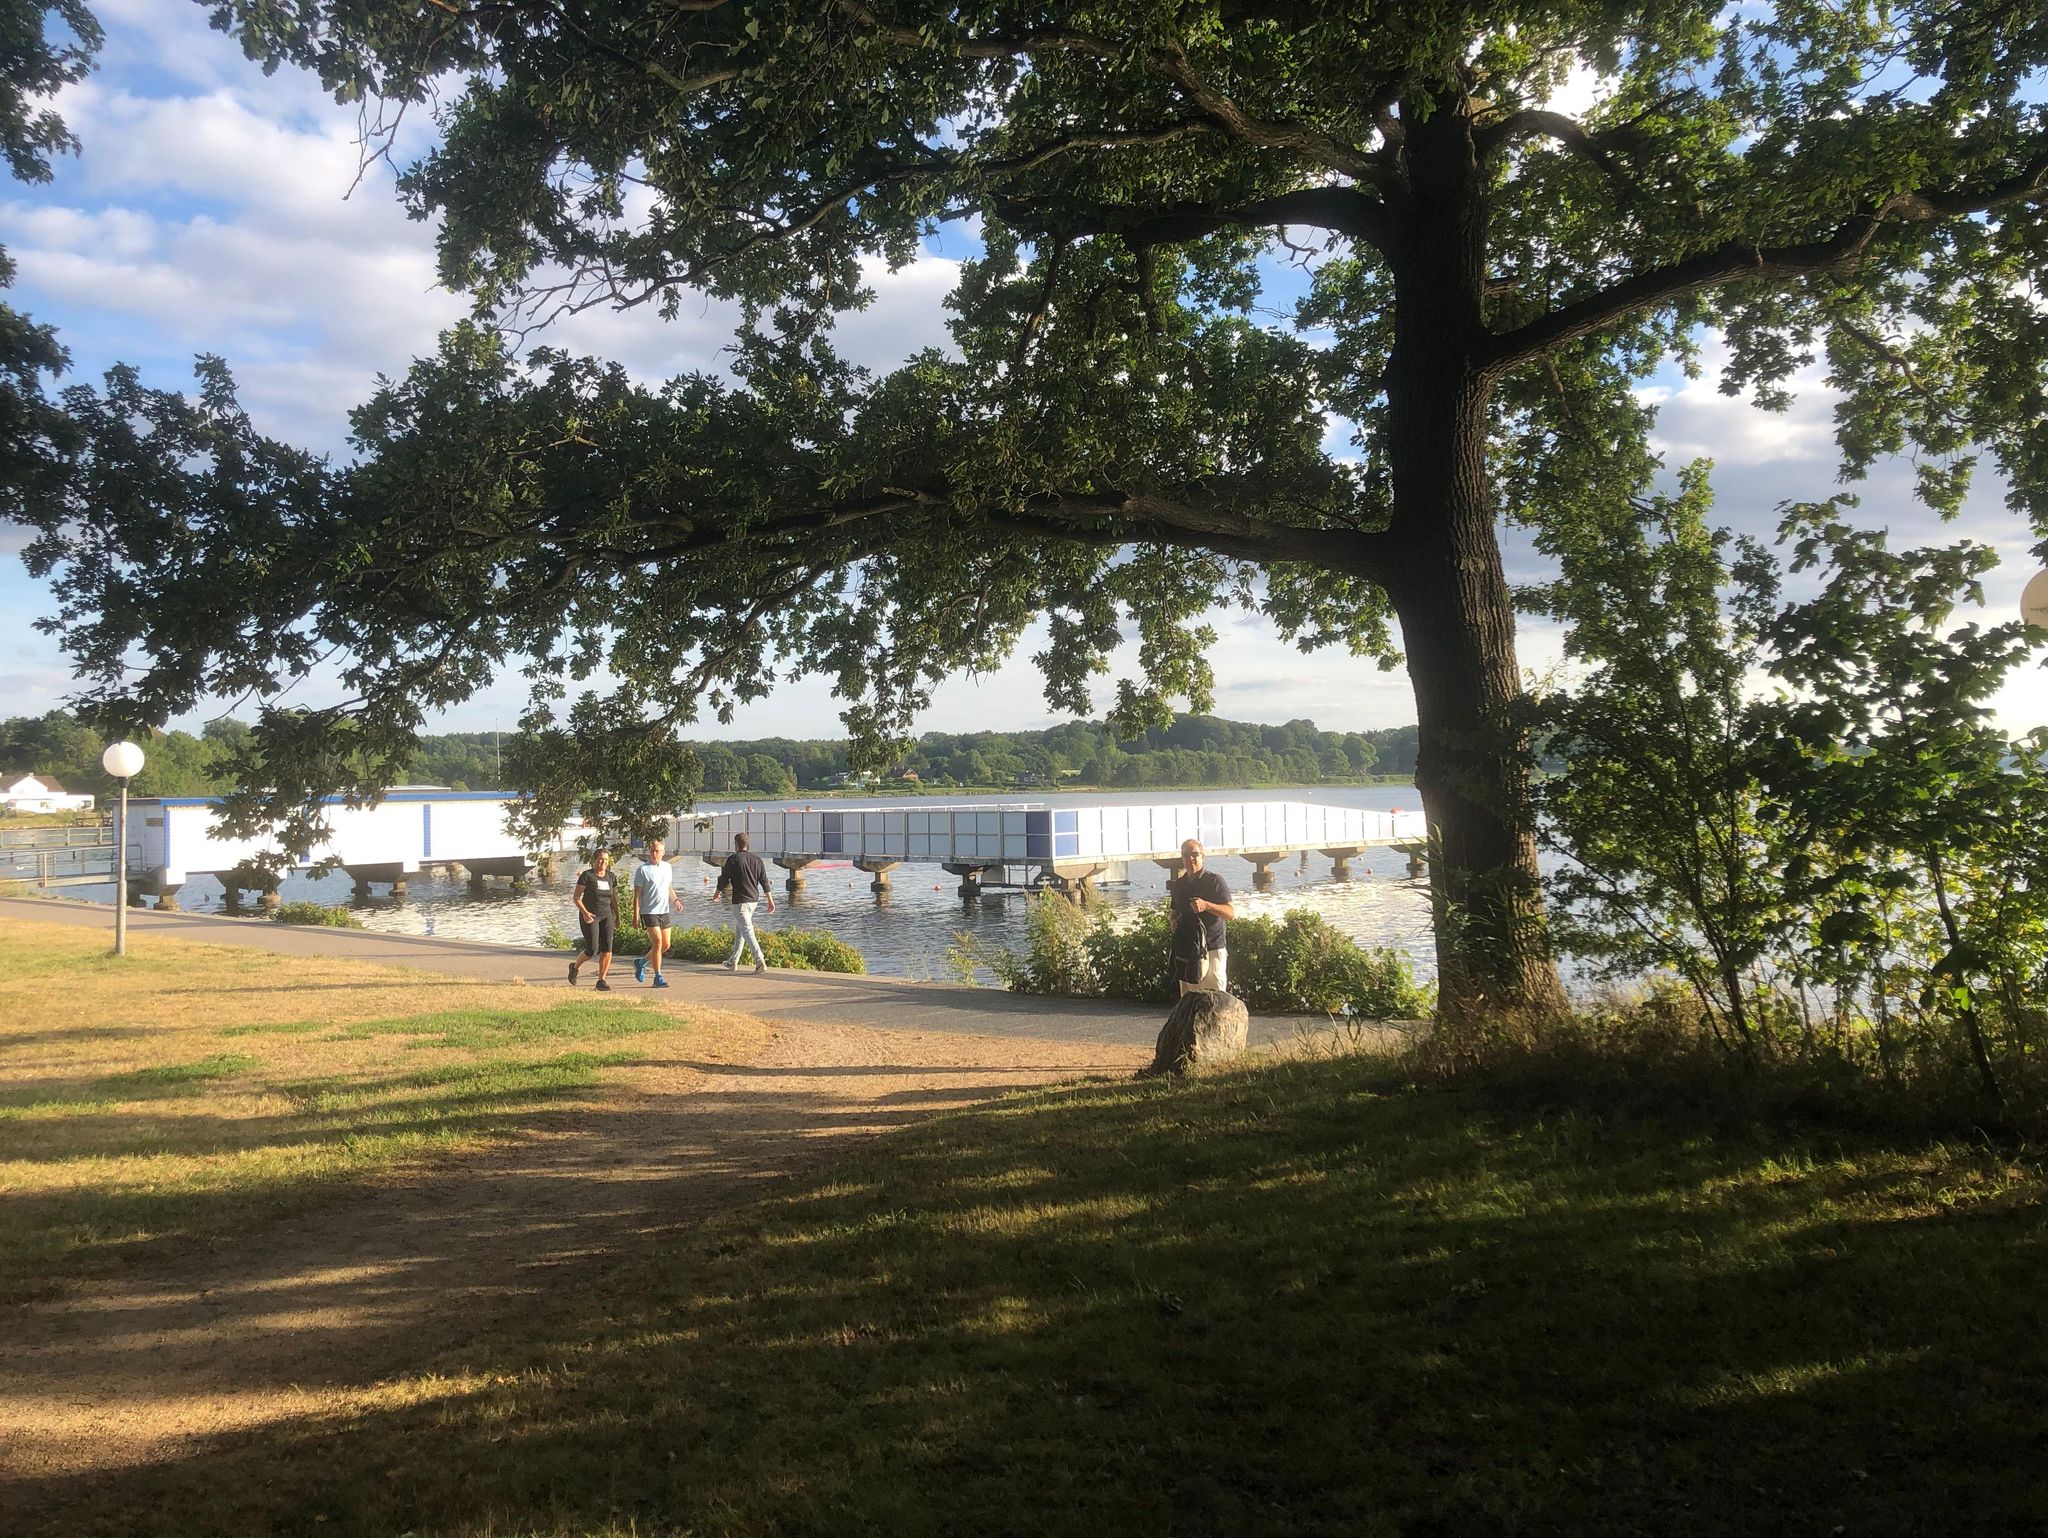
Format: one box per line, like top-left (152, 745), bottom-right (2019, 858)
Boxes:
top-left (0, 772), bottom-right (96, 815)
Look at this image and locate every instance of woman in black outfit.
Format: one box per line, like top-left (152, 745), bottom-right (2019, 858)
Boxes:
top-left (569, 847), bottom-right (622, 991)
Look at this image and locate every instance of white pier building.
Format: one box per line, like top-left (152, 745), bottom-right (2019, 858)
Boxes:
top-left (670, 800), bottom-right (1427, 895)
top-left (123, 791), bottom-right (553, 906)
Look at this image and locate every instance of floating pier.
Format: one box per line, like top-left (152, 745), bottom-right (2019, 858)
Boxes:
top-left (670, 800), bottom-right (1428, 896)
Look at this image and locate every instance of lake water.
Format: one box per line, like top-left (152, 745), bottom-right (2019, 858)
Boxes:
top-left (71, 786), bottom-right (1438, 981)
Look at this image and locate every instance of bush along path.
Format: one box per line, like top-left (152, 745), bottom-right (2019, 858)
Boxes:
top-left (957, 895), bottom-right (1431, 1018)
top-left (543, 919), bottom-right (866, 973)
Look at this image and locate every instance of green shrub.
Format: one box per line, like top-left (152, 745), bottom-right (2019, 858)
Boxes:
top-left (1228, 909), bottom-right (1433, 1018)
top-left (667, 925), bottom-right (738, 964)
top-left (271, 901), bottom-right (364, 929)
top-left (769, 928), bottom-right (867, 974)
top-left (968, 895), bottom-right (1430, 1018)
top-left (545, 918), bottom-right (864, 973)
top-left (1080, 904), bottom-right (1176, 1004)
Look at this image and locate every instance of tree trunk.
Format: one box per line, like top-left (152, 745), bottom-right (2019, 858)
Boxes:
top-left (1381, 99), bottom-right (1567, 1023)
top-left (1386, 462), bottom-right (1566, 1022)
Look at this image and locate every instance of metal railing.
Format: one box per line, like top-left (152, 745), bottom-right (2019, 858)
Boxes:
top-left (0, 823), bottom-right (115, 850)
top-left (0, 843), bottom-right (131, 887)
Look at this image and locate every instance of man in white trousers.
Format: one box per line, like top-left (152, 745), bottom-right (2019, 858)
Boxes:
top-left (715, 832), bottom-right (775, 974)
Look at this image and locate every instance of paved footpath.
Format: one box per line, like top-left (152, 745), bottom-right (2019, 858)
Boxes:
top-left (0, 896), bottom-right (1338, 1048)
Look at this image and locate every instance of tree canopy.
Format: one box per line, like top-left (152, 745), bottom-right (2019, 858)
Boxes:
top-left (15, 0), bottom-right (2048, 1014)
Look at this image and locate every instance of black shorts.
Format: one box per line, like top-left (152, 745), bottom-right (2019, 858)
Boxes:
top-left (579, 915), bottom-right (614, 956)
top-left (639, 912), bottom-right (670, 930)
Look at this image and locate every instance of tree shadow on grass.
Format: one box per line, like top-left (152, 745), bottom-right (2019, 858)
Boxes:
top-left (638, 1058), bottom-right (1122, 1079)
top-left (0, 1026), bottom-right (153, 1049)
top-left (11, 1059), bottom-right (2046, 1536)
top-left (152, 980), bottom-right (496, 999)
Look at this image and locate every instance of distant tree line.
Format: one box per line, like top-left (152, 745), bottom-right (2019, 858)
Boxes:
top-left (0, 713), bottom-right (519, 799)
top-left (693, 717), bottom-right (1417, 795)
top-left (2, 711), bottom-right (1416, 800)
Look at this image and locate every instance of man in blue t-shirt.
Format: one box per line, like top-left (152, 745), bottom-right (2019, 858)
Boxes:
top-left (630, 836), bottom-right (679, 988)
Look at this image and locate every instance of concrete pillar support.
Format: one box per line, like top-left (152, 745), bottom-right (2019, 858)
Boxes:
top-left (855, 857), bottom-right (900, 894)
top-left (775, 854), bottom-right (816, 892)
top-left (1243, 849), bottom-right (1287, 888)
top-left (1320, 846), bottom-right (1363, 881)
top-left (345, 861), bottom-right (415, 898)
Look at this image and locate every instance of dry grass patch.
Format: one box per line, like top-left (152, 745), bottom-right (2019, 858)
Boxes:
top-left (0, 919), bottom-right (678, 1300)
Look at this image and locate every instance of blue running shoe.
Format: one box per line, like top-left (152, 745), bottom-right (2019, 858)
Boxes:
top-left (633, 956), bottom-right (646, 983)
top-left (652, 975), bottom-right (670, 989)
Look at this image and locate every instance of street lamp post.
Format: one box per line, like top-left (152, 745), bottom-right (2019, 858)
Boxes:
top-left (101, 741), bottom-right (145, 957)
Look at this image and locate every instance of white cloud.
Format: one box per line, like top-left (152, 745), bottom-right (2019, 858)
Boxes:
top-left (1640, 337), bottom-right (1836, 467)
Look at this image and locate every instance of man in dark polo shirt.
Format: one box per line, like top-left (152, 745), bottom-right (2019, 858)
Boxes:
top-left (715, 832), bottom-right (776, 974)
top-left (1168, 838), bottom-right (1235, 995)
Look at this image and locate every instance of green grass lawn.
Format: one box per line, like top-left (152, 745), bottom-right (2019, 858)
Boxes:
top-left (57, 1047), bottom-right (2048, 1536)
top-left (0, 922), bottom-right (673, 1303)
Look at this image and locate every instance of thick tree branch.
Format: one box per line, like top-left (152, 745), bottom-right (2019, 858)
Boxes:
top-left (1482, 148), bottom-right (2048, 370)
top-left (1002, 184), bottom-right (1392, 255)
top-left (1475, 108), bottom-right (1632, 185)
top-left (624, 493), bottom-right (918, 564)
top-left (1149, 42), bottom-right (1392, 190)
top-left (1002, 490), bottom-right (1396, 583)
top-left (833, 2), bottom-right (1386, 188)
top-left (977, 120), bottom-right (1219, 177)
top-left (1013, 237), bottom-right (1069, 369)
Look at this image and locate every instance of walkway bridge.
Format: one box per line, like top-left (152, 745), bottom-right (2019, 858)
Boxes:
top-left (670, 800), bottom-right (1428, 896)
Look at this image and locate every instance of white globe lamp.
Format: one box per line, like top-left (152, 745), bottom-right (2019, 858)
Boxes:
top-left (101, 741), bottom-right (145, 781)
top-left (101, 741), bottom-right (146, 956)
top-left (2022, 569), bottom-right (2048, 632)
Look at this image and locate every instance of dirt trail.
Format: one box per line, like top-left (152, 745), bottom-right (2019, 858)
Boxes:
top-left (0, 1011), bottom-right (1141, 1498)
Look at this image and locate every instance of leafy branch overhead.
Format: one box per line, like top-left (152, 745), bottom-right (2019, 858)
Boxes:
top-left (15, 0), bottom-right (2048, 1011)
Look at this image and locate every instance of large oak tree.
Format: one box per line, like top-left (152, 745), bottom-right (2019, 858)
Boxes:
top-left (22, 0), bottom-right (2048, 1016)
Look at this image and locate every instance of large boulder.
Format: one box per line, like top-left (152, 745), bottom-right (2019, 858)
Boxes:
top-left (1147, 990), bottom-right (1250, 1077)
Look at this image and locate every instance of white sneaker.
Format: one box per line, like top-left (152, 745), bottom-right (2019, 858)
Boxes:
top-left (721, 960), bottom-right (736, 971)
top-left (753, 963), bottom-right (767, 975)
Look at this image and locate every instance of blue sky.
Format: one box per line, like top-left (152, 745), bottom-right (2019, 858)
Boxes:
top-left (3, 1), bottom-right (2043, 740)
